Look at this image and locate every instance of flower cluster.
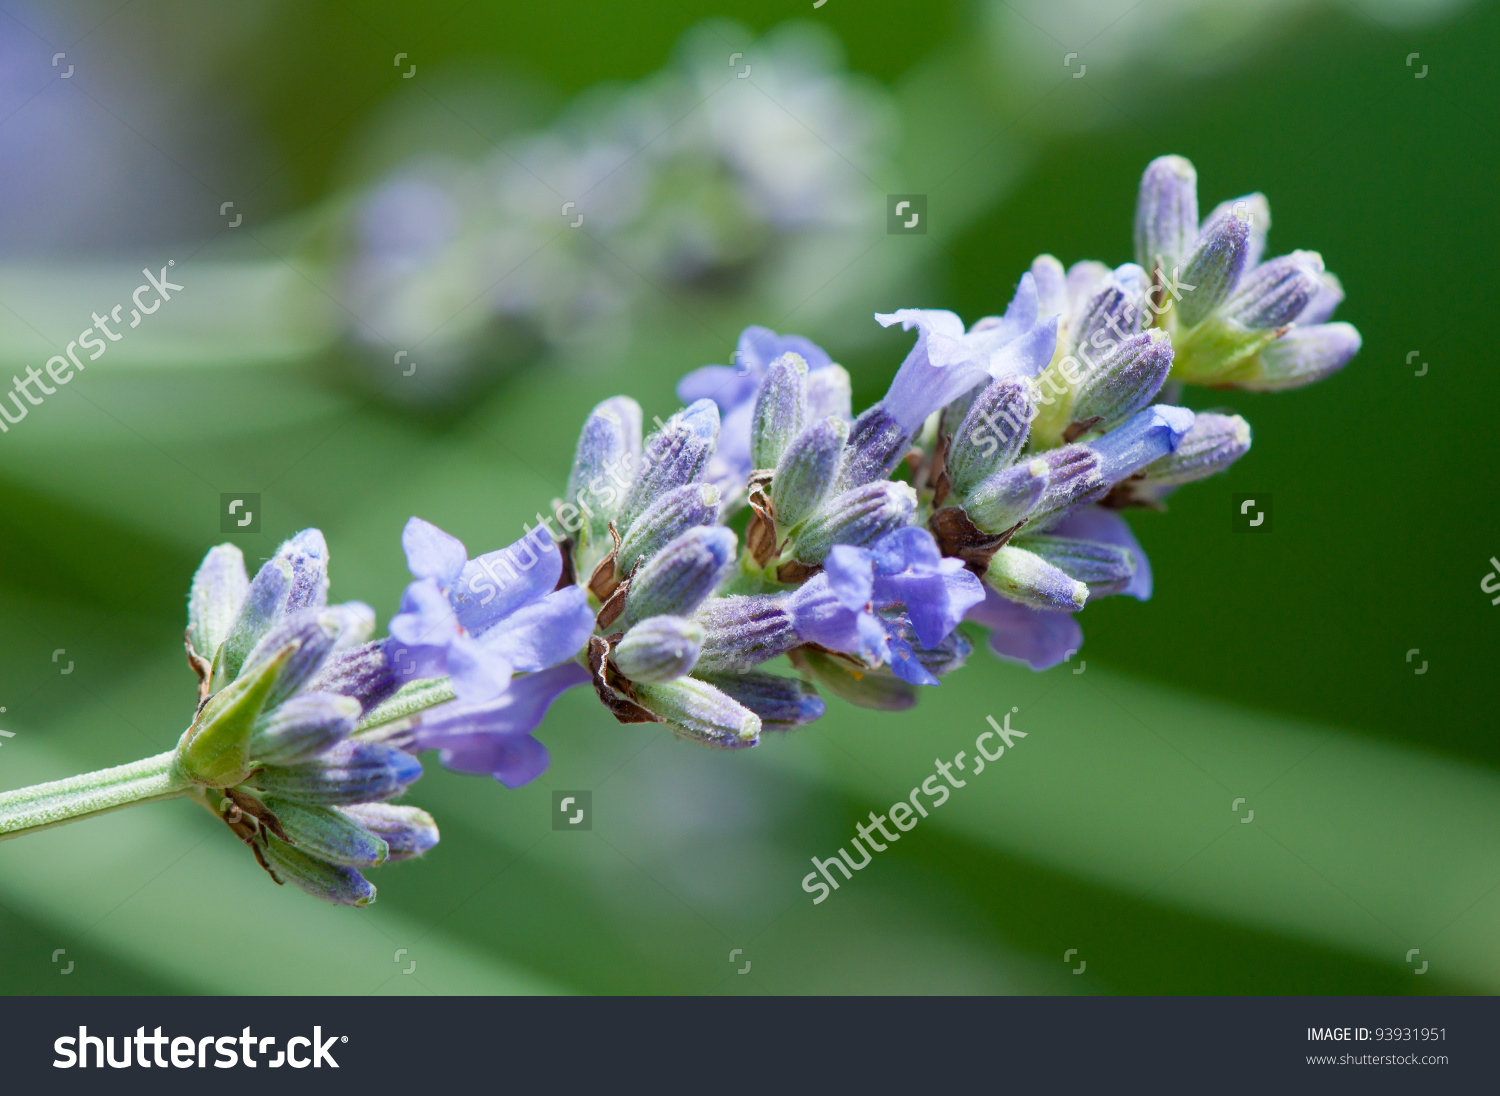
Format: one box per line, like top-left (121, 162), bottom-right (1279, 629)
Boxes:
top-left (177, 531), bottom-right (438, 906)
top-left (73, 153), bottom-right (1354, 906)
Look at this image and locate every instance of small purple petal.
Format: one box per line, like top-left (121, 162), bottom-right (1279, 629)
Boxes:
top-left (444, 631), bottom-right (513, 703)
top-left (823, 544), bottom-right (875, 611)
top-left (966, 588), bottom-right (1082, 671)
top-left (474, 586), bottom-right (596, 672)
top-left (401, 517), bottom-right (467, 586)
top-left (452, 525), bottom-right (562, 635)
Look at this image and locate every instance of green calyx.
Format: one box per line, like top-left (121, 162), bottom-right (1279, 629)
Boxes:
top-left (177, 643), bottom-right (296, 788)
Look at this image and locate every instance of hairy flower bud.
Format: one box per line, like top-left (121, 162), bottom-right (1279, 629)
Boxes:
top-left (338, 803), bottom-right (439, 861)
top-left (984, 545), bottom-right (1089, 612)
top-left (633, 677), bottom-right (761, 749)
top-left (837, 405), bottom-right (909, 489)
top-left (617, 483), bottom-right (721, 577)
top-left (1013, 535), bottom-right (1136, 600)
top-left (567, 395), bottom-right (643, 556)
top-left (1242, 324), bottom-right (1362, 392)
top-left (1222, 251), bottom-right (1324, 329)
top-left (616, 398), bottom-right (719, 532)
top-left (187, 544), bottom-right (248, 660)
top-left (692, 596), bottom-right (799, 675)
top-left (259, 794), bottom-right (389, 868)
top-left (249, 691), bottom-right (361, 766)
top-left (1070, 330), bottom-right (1174, 434)
top-left (946, 377), bottom-right (1033, 497)
top-left (805, 362), bottom-right (852, 422)
top-left (259, 835), bottom-right (377, 906)
top-left (1022, 445), bottom-right (1107, 532)
top-left (1134, 154), bottom-right (1199, 273)
top-left (242, 603), bottom-right (375, 711)
top-left (280, 529), bottom-right (331, 616)
top-left (213, 555), bottom-right (292, 688)
top-left (613, 615), bottom-right (704, 683)
top-left (785, 480), bottom-right (916, 564)
top-left (696, 671), bottom-right (825, 730)
top-left (1176, 208), bottom-right (1250, 327)
top-left (750, 351), bottom-right (807, 471)
top-left (772, 416), bottom-right (847, 529)
top-left (1138, 412), bottom-right (1251, 486)
top-left (963, 457), bottom-right (1049, 534)
top-left (621, 526), bottom-right (737, 629)
top-left (250, 740), bottom-right (423, 806)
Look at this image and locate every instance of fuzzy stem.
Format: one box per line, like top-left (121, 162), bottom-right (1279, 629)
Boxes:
top-left (0, 751), bottom-right (189, 842)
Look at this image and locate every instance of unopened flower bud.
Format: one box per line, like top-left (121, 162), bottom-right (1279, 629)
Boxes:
top-left (1202, 192), bottom-right (1270, 268)
top-left (696, 671), bottom-right (825, 730)
top-left (249, 691), bottom-right (361, 766)
top-left (613, 615), bottom-right (704, 683)
top-left (259, 794), bottom-right (389, 868)
top-left (304, 640), bottom-right (401, 710)
top-left (621, 526), bottom-right (737, 629)
top-left (1134, 155), bottom-right (1199, 273)
top-left (616, 398), bottom-right (720, 532)
top-left (567, 395), bottom-right (643, 559)
top-left (1222, 251), bottom-right (1324, 329)
top-left (805, 363), bottom-right (852, 422)
top-left (632, 677), bottom-right (761, 749)
top-left (250, 740), bottom-right (422, 806)
top-left (617, 483), bottom-right (721, 577)
top-left (1070, 330), bottom-right (1174, 433)
top-left (984, 545), bottom-right (1089, 612)
top-left (1138, 412), bottom-right (1251, 486)
top-left (692, 596), bottom-right (799, 675)
top-left (750, 352), bottom-right (807, 471)
top-left (1022, 446), bottom-right (1107, 531)
top-left (838, 405), bottom-right (909, 489)
top-left (259, 835), bottom-right (376, 906)
top-left (772, 416), bottom-right (847, 529)
top-left (785, 480), bottom-right (916, 564)
top-left (187, 544), bottom-right (248, 660)
top-left (963, 457), bottom-right (1049, 534)
top-left (1013, 534), bottom-right (1136, 599)
top-left (1242, 323), bottom-right (1362, 392)
top-left (338, 803), bottom-right (439, 861)
top-left (213, 555), bottom-right (292, 688)
top-left (1176, 208), bottom-right (1250, 327)
top-left (279, 529), bottom-right (331, 616)
top-left (946, 377), bottom-right (1033, 497)
top-left (242, 603), bottom-right (375, 711)
top-left (789, 648), bottom-right (916, 712)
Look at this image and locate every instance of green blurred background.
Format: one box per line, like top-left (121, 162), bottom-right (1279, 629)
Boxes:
top-left (1, 0), bottom-right (1496, 994)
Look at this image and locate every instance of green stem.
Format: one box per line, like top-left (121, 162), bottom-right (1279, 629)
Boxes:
top-left (0, 751), bottom-right (189, 842)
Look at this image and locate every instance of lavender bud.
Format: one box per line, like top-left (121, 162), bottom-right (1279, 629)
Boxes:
top-left (618, 483), bottom-right (721, 577)
top-left (250, 740), bottom-right (423, 806)
top-left (1022, 446), bottom-right (1108, 531)
top-left (1071, 269), bottom-right (1145, 357)
top-left (259, 836), bottom-right (376, 907)
top-left (1014, 535), bottom-right (1136, 599)
top-left (633, 677), bottom-right (760, 749)
top-left (1222, 251), bottom-right (1324, 330)
top-left (1203, 192), bottom-right (1270, 269)
top-left (696, 671), bottom-right (825, 730)
top-left (249, 691), bottom-right (361, 766)
top-left (1243, 323), bottom-right (1362, 392)
top-left (1133, 154), bottom-right (1199, 273)
top-left (303, 640), bottom-right (401, 710)
top-left (750, 352), bottom-right (807, 471)
top-left (984, 545), bottom-right (1089, 612)
top-left (338, 803), bottom-right (439, 861)
top-left (785, 481), bottom-right (916, 564)
top-left (243, 603), bottom-right (375, 710)
top-left (213, 556), bottom-right (292, 687)
top-left (963, 457), bottom-right (1049, 535)
top-left (567, 395), bottom-right (643, 554)
top-left (621, 526), bottom-right (737, 629)
top-left (1176, 208), bottom-right (1250, 327)
top-left (1071, 330), bottom-right (1174, 433)
top-left (279, 529), bottom-right (331, 616)
top-left (259, 795), bottom-right (389, 868)
top-left (692, 596), bottom-right (799, 674)
top-left (772, 416), bottom-right (848, 529)
top-left (946, 378), bottom-right (1033, 497)
top-left (838, 405), bottom-right (909, 489)
top-left (613, 615), bottom-right (704, 684)
top-left (187, 544), bottom-right (248, 660)
top-left (616, 399), bottom-right (719, 532)
top-left (1030, 254), bottom-right (1070, 320)
top-left (1138, 412), bottom-right (1251, 486)
top-left (805, 363), bottom-right (852, 422)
